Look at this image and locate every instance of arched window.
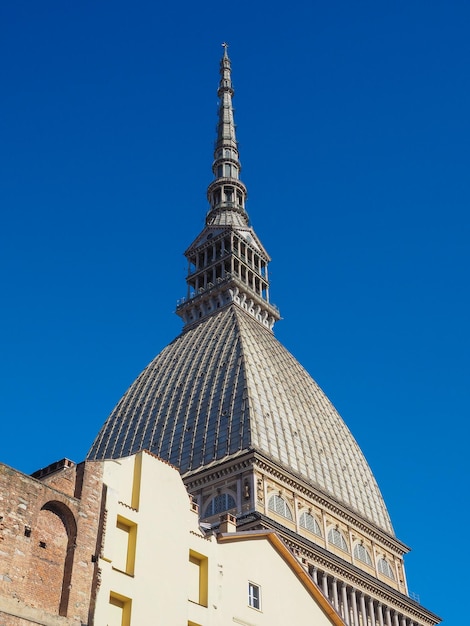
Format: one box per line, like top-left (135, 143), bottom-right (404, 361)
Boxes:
top-left (327, 527), bottom-right (348, 552)
top-left (299, 512), bottom-right (322, 536)
top-left (268, 494), bottom-right (293, 521)
top-left (377, 557), bottom-right (395, 579)
top-left (353, 542), bottom-right (372, 566)
top-left (204, 493), bottom-right (236, 518)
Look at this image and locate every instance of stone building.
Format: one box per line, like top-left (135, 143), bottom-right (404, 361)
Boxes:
top-left (88, 46), bottom-right (441, 626)
top-left (0, 47), bottom-right (441, 626)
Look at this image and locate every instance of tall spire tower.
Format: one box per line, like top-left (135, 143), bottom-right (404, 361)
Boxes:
top-left (176, 44), bottom-right (280, 331)
top-left (88, 47), bottom-right (440, 626)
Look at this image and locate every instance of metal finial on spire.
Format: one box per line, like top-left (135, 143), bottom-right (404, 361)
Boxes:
top-left (205, 45), bottom-right (248, 227)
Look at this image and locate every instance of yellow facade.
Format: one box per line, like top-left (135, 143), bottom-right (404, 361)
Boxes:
top-left (93, 451), bottom-right (345, 626)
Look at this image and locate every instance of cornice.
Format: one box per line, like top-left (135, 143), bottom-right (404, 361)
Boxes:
top-left (182, 451), bottom-right (255, 488)
top-left (252, 452), bottom-right (409, 554)
top-left (182, 449), bottom-right (408, 554)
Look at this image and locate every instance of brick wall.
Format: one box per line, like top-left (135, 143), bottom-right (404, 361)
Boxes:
top-left (0, 460), bottom-right (104, 626)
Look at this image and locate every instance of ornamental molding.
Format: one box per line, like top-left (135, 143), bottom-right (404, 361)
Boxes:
top-left (182, 453), bottom-right (254, 489)
top-left (253, 453), bottom-right (407, 555)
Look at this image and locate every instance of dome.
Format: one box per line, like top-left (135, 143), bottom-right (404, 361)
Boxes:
top-left (88, 306), bottom-right (393, 534)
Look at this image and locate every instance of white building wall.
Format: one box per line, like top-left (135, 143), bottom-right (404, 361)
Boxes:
top-left (212, 538), bottom-right (341, 626)
top-left (93, 452), bottom-right (343, 626)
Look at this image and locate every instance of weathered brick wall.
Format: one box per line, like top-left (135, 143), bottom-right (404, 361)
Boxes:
top-left (29, 507), bottom-right (68, 613)
top-left (33, 463), bottom-right (78, 498)
top-left (0, 597), bottom-right (81, 626)
top-left (0, 460), bottom-right (104, 626)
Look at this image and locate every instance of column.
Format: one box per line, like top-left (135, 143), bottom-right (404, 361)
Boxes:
top-left (332, 578), bottom-right (339, 611)
top-left (322, 571), bottom-right (329, 597)
top-left (322, 512), bottom-right (328, 546)
top-left (359, 593), bottom-right (367, 626)
top-left (236, 477), bottom-right (243, 513)
top-left (262, 480), bottom-right (268, 516)
top-left (341, 583), bottom-right (350, 625)
top-left (310, 565), bottom-right (318, 585)
top-left (385, 607), bottom-right (392, 626)
top-left (368, 597), bottom-right (376, 626)
top-left (377, 603), bottom-right (384, 626)
top-left (350, 588), bottom-right (359, 626)
top-left (264, 264), bottom-right (269, 301)
top-left (393, 612), bottom-right (400, 626)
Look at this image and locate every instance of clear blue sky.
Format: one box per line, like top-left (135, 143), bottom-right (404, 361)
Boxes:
top-left (1, 2), bottom-right (468, 624)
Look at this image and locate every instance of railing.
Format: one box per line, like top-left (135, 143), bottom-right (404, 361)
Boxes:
top-left (176, 276), bottom-right (280, 316)
top-left (205, 201), bottom-right (246, 218)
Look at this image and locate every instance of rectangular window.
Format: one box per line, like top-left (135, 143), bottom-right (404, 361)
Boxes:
top-left (114, 516), bottom-right (137, 575)
top-left (109, 592), bottom-right (132, 626)
top-left (188, 550), bottom-right (208, 607)
top-left (248, 582), bottom-right (261, 610)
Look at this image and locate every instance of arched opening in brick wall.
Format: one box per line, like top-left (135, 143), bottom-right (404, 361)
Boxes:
top-left (31, 501), bottom-right (77, 617)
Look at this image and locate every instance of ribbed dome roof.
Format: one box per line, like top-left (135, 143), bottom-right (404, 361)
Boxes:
top-left (88, 305), bottom-right (393, 534)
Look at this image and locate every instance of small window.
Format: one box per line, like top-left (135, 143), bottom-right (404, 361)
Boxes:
top-left (377, 557), bottom-right (395, 579)
top-left (327, 527), bottom-right (348, 552)
top-left (268, 494), bottom-right (293, 521)
top-left (299, 512), bottom-right (322, 536)
top-left (109, 592), bottom-right (132, 626)
top-left (114, 516), bottom-right (137, 575)
top-left (248, 582), bottom-right (261, 610)
top-left (189, 550), bottom-right (208, 606)
top-left (354, 542), bottom-right (372, 566)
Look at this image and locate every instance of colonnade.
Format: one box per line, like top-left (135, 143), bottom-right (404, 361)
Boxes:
top-left (188, 234), bottom-right (269, 301)
top-left (309, 566), bottom-right (418, 626)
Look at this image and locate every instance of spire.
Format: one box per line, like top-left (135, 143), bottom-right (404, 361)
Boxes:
top-left (206, 43), bottom-right (248, 227)
top-left (176, 46), bottom-right (280, 331)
